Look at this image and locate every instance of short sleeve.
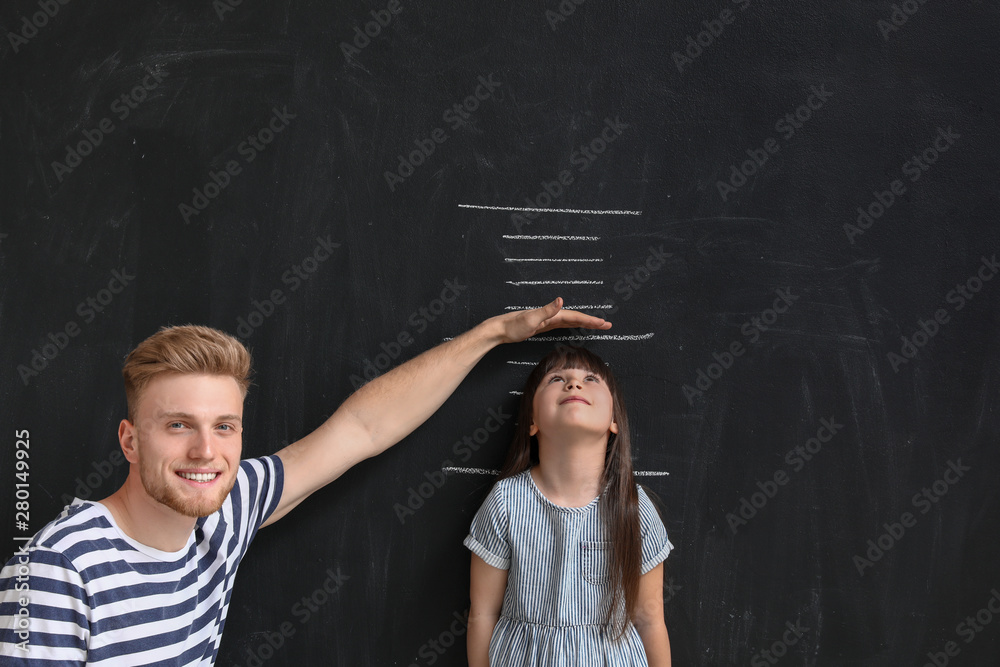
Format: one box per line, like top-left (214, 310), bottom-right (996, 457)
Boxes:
top-left (224, 455), bottom-right (284, 559)
top-left (637, 486), bottom-right (673, 574)
top-left (0, 546), bottom-right (90, 663)
top-left (463, 481), bottom-right (511, 570)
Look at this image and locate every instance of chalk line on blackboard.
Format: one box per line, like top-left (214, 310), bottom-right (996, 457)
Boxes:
top-left (507, 359), bottom-right (612, 366)
top-left (528, 333), bottom-right (654, 341)
top-left (444, 334), bottom-right (651, 342)
top-left (459, 204), bottom-right (641, 215)
top-left (505, 258), bottom-right (603, 262)
top-left (442, 467), bottom-right (668, 476)
top-left (502, 235), bottom-right (601, 241)
top-left (504, 305), bottom-right (614, 310)
top-left (506, 280), bottom-right (604, 286)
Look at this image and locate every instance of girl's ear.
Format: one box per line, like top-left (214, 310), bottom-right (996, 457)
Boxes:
top-left (529, 422), bottom-right (538, 436)
top-left (610, 421), bottom-right (619, 435)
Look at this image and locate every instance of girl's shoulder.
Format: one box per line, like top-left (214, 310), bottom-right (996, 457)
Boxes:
top-left (634, 484), bottom-right (668, 528)
top-left (492, 469), bottom-right (532, 495)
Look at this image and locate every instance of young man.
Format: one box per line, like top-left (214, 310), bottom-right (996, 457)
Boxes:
top-left (0, 299), bottom-right (610, 665)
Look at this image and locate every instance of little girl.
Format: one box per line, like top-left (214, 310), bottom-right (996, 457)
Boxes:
top-left (465, 345), bottom-right (673, 666)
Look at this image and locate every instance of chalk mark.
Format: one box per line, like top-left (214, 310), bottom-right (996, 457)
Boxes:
top-left (505, 305), bottom-right (614, 310)
top-left (506, 280), bottom-right (604, 286)
top-left (459, 204), bottom-right (642, 215)
top-left (443, 467), bottom-right (669, 476)
top-left (505, 258), bottom-right (603, 263)
top-left (527, 333), bottom-right (654, 342)
top-left (502, 235), bottom-right (601, 241)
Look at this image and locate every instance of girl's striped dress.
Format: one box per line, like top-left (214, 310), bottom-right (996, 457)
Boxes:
top-left (464, 469), bottom-right (673, 666)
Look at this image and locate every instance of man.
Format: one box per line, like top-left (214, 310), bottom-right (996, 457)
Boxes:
top-left (0, 298), bottom-right (610, 664)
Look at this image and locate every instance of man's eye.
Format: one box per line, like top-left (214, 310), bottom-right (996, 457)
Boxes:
top-left (168, 422), bottom-right (185, 429)
top-left (217, 424), bottom-right (234, 431)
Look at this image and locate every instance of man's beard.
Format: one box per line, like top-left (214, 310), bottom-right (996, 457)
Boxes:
top-left (138, 444), bottom-right (235, 517)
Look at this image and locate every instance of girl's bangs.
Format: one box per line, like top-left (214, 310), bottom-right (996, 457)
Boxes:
top-left (536, 347), bottom-right (610, 381)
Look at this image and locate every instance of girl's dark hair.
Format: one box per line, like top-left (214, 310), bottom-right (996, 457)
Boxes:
top-left (498, 345), bottom-right (641, 639)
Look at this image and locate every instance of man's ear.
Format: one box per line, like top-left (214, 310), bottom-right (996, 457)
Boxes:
top-left (118, 419), bottom-right (140, 464)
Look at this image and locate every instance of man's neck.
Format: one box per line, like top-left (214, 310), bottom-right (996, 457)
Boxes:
top-left (98, 478), bottom-right (198, 552)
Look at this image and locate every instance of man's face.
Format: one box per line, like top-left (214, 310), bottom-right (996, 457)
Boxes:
top-left (127, 373), bottom-right (244, 518)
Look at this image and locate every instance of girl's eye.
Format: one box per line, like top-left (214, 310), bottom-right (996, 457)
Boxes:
top-left (585, 375), bottom-right (599, 382)
top-left (548, 375), bottom-right (564, 383)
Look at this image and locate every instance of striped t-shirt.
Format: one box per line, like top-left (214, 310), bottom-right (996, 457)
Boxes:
top-left (464, 469), bottom-right (673, 666)
top-left (0, 455), bottom-right (283, 666)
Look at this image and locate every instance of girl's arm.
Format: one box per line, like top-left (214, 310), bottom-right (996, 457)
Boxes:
top-left (468, 554), bottom-right (508, 667)
top-left (634, 562), bottom-right (671, 666)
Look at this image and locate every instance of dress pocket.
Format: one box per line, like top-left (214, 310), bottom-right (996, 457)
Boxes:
top-left (580, 540), bottom-right (611, 585)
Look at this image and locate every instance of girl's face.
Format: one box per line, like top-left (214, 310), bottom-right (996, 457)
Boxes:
top-left (529, 366), bottom-right (618, 440)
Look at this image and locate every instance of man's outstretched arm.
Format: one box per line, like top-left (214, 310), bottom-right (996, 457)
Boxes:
top-left (262, 298), bottom-right (610, 526)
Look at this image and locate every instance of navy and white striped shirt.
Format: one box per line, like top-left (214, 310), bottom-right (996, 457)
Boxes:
top-left (465, 469), bottom-right (673, 666)
top-left (0, 455), bottom-right (283, 665)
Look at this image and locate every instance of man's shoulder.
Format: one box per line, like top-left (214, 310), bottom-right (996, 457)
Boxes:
top-left (0, 501), bottom-right (121, 584)
top-left (28, 501), bottom-right (115, 553)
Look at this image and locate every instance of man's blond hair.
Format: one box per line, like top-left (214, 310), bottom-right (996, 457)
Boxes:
top-left (122, 325), bottom-right (252, 421)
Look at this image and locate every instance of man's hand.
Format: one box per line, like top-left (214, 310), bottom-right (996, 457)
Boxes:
top-left (494, 297), bottom-right (612, 344)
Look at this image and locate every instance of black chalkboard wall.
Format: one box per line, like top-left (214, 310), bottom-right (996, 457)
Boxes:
top-left (3, 0), bottom-right (1000, 665)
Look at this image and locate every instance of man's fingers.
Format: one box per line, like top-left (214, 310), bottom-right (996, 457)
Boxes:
top-left (539, 297), bottom-right (563, 318)
top-left (527, 298), bottom-right (563, 332)
top-left (546, 310), bottom-right (612, 329)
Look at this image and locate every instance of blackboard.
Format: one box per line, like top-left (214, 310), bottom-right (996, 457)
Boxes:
top-left (3, 0), bottom-right (1000, 665)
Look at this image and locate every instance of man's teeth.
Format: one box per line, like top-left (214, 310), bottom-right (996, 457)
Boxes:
top-left (178, 472), bottom-right (217, 482)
